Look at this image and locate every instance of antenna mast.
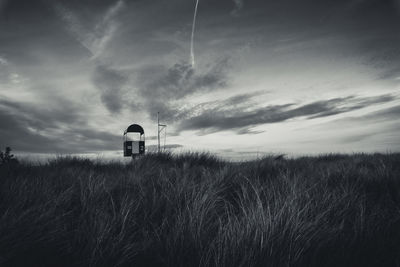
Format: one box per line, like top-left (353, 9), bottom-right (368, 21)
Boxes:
top-left (157, 112), bottom-right (167, 153)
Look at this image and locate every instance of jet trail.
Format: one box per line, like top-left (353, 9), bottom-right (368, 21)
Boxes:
top-left (190, 0), bottom-right (200, 67)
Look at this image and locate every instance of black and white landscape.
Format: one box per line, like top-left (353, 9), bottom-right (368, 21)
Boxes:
top-left (1, 0), bottom-right (400, 266)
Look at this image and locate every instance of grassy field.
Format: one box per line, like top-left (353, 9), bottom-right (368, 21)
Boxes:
top-left (0, 153), bottom-right (399, 267)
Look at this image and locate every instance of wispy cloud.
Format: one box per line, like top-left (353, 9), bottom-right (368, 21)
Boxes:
top-left (0, 56), bottom-right (10, 83)
top-left (176, 94), bottom-right (397, 134)
top-left (133, 57), bottom-right (231, 122)
top-left (54, 0), bottom-right (124, 59)
top-left (54, 4), bottom-right (92, 53)
top-left (231, 0), bottom-right (244, 15)
top-left (0, 56), bottom-right (8, 65)
top-left (54, 0), bottom-right (127, 114)
top-left (91, 0), bottom-right (124, 60)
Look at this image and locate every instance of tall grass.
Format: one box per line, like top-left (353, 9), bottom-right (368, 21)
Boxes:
top-left (0, 153), bottom-right (399, 267)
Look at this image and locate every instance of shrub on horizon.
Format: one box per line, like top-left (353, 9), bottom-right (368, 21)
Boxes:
top-left (0, 146), bottom-right (19, 165)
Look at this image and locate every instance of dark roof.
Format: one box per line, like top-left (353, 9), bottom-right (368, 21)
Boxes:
top-left (126, 124), bottom-right (144, 134)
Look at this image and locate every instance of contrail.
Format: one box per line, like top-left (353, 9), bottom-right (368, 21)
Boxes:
top-left (190, 0), bottom-right (200, 67)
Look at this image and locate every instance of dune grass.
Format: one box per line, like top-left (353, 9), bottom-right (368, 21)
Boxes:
top-left (0, 152), bottom-right (399, 267)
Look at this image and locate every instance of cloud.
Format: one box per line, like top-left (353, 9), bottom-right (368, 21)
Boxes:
top-left (54, 4), bottom-right (93, 53)
top-left (0, 110), bottom-right (59, 153)
top-left (0, 56), bottom-right (7, 65)
top-left (134, 57), bottom-right (231, 122)
top-left (176, 94), bottom-right (397, 134)
top-left (54, 0), bottom-right (124, 59)
top-left (350, 104), bottom-right (400, 122)
top-left (311, 104), bottom-right (400, 148)
top-left (359, 35), bottom-right (400, 81)
top-left (231, 0), bottom-right (244, 15)
top-left (92, 64), bottom-right (127, 114)
top-left (91, 0), bottom-right (124, 59)
top-left (236, 128), bottom-right (264, 135)
top-left (0, 56), bottom-right (11, 83)
top-left (309, 94), bottom-right (397, 118)
top-left (55, 1), bottom-right (129, 114)
top-left (138, 59), bottom-right (229, 100)
top-left (0, 98), bottom-right (121, 153)
top-left (0, 98), bottom-right (85, 130)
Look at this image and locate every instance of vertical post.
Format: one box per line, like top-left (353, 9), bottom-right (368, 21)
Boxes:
top-left (157, 112), bottom-right (160, 153)
top-left (164, 126), bottom-right (167, 151)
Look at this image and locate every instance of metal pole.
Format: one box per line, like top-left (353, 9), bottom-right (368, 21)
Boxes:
top-left (164, 126), bottom-right (166, 151)
top-left (157, 112), bottom-right (160, 153)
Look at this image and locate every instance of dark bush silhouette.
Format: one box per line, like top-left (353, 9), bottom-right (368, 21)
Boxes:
top-left (0, 147), bottom-right (18, 165)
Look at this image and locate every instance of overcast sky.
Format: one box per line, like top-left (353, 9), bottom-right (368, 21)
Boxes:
top-left (1, 0), bottom-right (399, 159)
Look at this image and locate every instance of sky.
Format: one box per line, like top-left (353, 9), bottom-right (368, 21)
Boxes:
top-left (0, 0), bottom-right (400, 159)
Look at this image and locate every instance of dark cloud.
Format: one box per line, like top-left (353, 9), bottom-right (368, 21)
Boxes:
top-left (137, 59), bottom-right (229, 100)
top-left (359, 35), bottom-right (400, 80)
top-left (134, 57), bottom-right (230, 122)
top-left (0, 99), bottom-right (85, 130)
top-left (92, 64), bottom-right (127, 113)
top-left (0, 0), bottom-right (91, 66)
top-left (306, 94), bottom-right (396, 119)
top-left (219, 0), bottom-right (400, 82)
top-left (0, 99), bottom-right (121, 153)
top-left (176, 94), bottom-right (397, 134)
top-left (237, 128), bottom-right (264, 135)
top-left (0, 109), bottom-right (59, 153)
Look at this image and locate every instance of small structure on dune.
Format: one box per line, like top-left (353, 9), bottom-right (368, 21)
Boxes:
top-left (123, 124), bottom-right (145, 157)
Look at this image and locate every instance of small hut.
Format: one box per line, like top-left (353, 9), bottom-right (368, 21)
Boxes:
top-left (123, 124), bottom-right (145, 157)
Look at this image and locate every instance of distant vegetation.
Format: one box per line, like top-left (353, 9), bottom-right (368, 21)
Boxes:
top-left (0, 147), bottom-right (18, 165)
top-left (0, 152), bottom-right (399, 267)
